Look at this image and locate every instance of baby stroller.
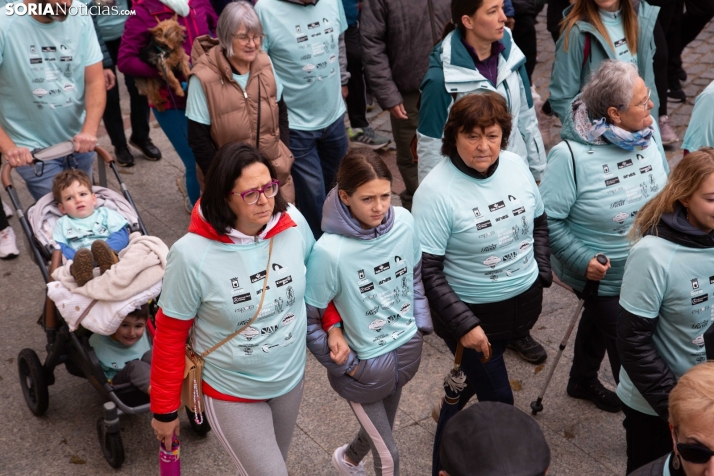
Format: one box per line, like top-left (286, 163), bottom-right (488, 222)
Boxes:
top-left (1, 143), bottom-right (210, 468)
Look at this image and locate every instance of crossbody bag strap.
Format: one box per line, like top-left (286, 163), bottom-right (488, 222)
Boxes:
top-left (564, 139), bottom-right (577, 193)
top-left (256, 80), bottom-right (261, 149)
top-left (201, 237), bottom-right (274, 358)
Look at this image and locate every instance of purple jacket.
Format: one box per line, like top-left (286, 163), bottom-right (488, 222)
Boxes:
top-left (117, 0), bottom-right (217, 109)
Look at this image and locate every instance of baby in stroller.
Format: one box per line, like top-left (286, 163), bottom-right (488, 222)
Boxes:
top-left (51, 169), bottom-right (129, 286)
top-left (89, 304), bottom-right (153, 394)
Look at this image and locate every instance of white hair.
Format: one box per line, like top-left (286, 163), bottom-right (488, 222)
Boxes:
top-left (581, 60), bottom-right (641, 120)
top-left (217, 1), bottom-right (264, 58)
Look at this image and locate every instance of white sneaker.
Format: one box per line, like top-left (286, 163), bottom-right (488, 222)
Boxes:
top-left (332, 444), bottom-right (367, 476)
top-left (0, 226), bottom-right (19, 259)
top-left (2, 200), bottom-right (13, 218)
top-left (531, 85), bottom-right (542, 102)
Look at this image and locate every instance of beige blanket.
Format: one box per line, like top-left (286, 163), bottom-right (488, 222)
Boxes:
top-left (52, 232), bottom-right (168, 301)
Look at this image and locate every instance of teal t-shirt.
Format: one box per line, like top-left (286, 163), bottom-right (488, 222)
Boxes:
top-left (186, 61), bottom-right (284, 125)
top-left (599, 9), bottom-right (637, 65)
top-left (541, 139), bottom-right (668, 262)
top-left (52, 207), bottom-right (128, 252)
top-left (255, 0), bottom-right (347, 131)
top-left (412, 151), bottom-right (544, 304)
top-left (89, 332), bottom-right (151, 380)
top-left (616, 235), bottom-right (714, 416)
top-left (682, 80), bottom-right (714, 152)
top-left (81, 0), bottom-right (130, 41)
top-left (304, 207), bottom-right (420, 360)
top-left (0, 10), bottom-right (103, 149)
top-left (158, 206), bottom-right (315, 400)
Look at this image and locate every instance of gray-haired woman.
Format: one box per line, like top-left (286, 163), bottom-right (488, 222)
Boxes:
top-left (539, 60), bottom-right (669, 414)
top-left (186, 0), bottom-right (295, 202)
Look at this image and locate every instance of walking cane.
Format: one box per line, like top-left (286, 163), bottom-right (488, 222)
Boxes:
top-left (530, 253), bottom-right (608, 415)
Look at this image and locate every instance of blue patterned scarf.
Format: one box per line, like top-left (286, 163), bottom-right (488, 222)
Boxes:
top-left (588, 118), bottom-right (654, 151)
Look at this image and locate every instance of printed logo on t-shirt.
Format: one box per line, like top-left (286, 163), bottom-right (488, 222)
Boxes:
top-left (623, 172), bottom-right (636, 179)
top-left (239, 326), bottom-right (260, 341)
top-left (519, 241), bottom-right (531, 253)
top-left (503, 251), bottom-right (518, 263)
top-left (360, 282), bottom-right (375, 293)
top-left (308, 21), bottom-right (320, 29)
top-left (614, 38), bottom-right (627, 47)
top-left (512, 206), bottom-right (526, 216)
top-left (605, 177), bottom-right (621, 187)
top-left (275, 276), bottom-right (293, 287)
top-left (636, 154), bottom-right (646, 161)
top-left (473, 208), bottom-right (482, 218)
top-left (379, 277), bottom-right (392, 285)
top-left (395, 267), bottom-right (407, 278)
top-left (281, 313), bottom-right (295, 326)
top-left (488, 201), bottom-right (505, 212)
top-left (508, 195), bottom-right (518, 202)
top-left (369, 318), bottom-right (387, 331)
top-left (709, 276), bottom-right (714, 285)
top-left (481, 244), bottom-right (497, 253)
top-left (692, 294), bottom-right (709, 306)
top-left (366, 306), bottom-right (380, 316)
top-left (233, 293), bottom-right (251, 304)
top-left (618, 159), bottom-right (633, 169)
top-left (603, 164), bottom-right (611, 174)
top-left (250, 270), bottom-right (266, 283)
top-left (484, 255), bottom-right (501, 268)
top-left (640, 165), bottom-right (652, 174)
top-left (230, 277), bottom-right (240, 289)
top-left (374, 262), bottom-right (391, 274)
top-left (692, 278), bottom-right (701, 290)
top-left (476, 220), bottom-right (493, 230)
top-left (612, 212), bottom-right (629, 224)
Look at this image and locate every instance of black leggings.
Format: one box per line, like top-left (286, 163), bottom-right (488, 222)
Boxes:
top-left (0, 198), bottom-right (8, 231)
top-left (622, 403), bottom-right (672, 474)
top-left (652, 20), bottom-right (668, 117)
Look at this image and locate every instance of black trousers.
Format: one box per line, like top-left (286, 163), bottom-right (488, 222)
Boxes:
top-left (622, 403), bottom-right (673, 474)
top-left (103, 38), bottom-right (151, 148)
top-left (546, 0), bottom-right (571, 43)
top-left (512, 13), bottom-right (537, 82)
top-left (0, 199), bottom-right (8, 230)
top-left (569, 294), bottom-right (621, 386)
top-left (680, 0), bottom-right (714, 48)
top-left (344, 24), bottom-right (369, 130)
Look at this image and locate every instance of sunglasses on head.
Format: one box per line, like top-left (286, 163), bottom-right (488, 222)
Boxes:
top-left (676, 432), bottom-right (714, 464)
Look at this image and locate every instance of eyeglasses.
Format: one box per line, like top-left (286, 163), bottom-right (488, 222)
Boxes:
top-left (637, 88), bottom-right (652, 111)
top-left (676, 432), bottom-right (714, 464)
top-left (232, 33), bottom-right (264, 46)
top-left (229, 180), bottom-right (280, 205)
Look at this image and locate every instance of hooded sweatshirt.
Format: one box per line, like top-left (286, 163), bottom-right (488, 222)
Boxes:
top-left (150, 202), bottom-right (314, 414)
top-left (417, 28), bottom-right (546, 182)
top-left (617, 203), bottom-right (714, 416)
top-left (304, 188), bottom-right (431, 403)
top-left (539, 97), bottom-right (669, 296)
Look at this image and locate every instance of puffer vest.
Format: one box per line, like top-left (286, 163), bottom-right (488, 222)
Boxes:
top-left (190, 38), bottom-right (294, 201)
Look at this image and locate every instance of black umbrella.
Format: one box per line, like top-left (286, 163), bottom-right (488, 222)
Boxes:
top-left (432, 342), bottom-right (490, 475)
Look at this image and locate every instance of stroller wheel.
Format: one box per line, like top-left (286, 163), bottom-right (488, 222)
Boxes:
top-left (97, 417), bottom-right (125, 468)
top-left (17, 348), bottom-right (49, 416)
top-left (186, 406), bottom-right (211, 436)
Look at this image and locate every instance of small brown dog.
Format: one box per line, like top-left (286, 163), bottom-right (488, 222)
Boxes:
top-left (135, 17), bottom-right (191, 112)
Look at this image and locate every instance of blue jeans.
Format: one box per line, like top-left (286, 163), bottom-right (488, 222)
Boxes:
top-left (443, 336), bottom-right (514, 406)
top-left (288, 116), bottom-right (349, 237)
top-left (152, 108), bottom-right (200, 205)
top-left (15, 152), bottom-right (94, 202)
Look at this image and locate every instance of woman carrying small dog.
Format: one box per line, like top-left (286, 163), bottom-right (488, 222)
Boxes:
top-left (117, 0), bottom-right (217, 210)
top-left (187, 1), bottom-right (295, 203)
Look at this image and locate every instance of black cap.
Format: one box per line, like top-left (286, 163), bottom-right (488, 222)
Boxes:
top-left (439, 402), bottom-right (550, 476)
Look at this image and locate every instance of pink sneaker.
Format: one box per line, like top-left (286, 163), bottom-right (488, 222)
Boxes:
top-left (658, 116), bottom-right (679, 145)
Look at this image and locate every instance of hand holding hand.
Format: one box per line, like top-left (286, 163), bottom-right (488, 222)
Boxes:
top-left (328, 326), bottom-right (351, 365)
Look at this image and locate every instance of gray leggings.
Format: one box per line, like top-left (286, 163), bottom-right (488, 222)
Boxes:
top-left (346, 387), bottom-right (403, 476)
top-left (112, 350), bottom-right (151, 393)
top-left (203, 379), bottom-right (304, 476)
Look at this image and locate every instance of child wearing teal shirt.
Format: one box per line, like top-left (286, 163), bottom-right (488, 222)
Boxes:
top-left (617, 149), bottom-right (714, 473)
top-left (89, 305), bottom-right (152, 393)
top-left (305, 150), bottom-right (431, 476)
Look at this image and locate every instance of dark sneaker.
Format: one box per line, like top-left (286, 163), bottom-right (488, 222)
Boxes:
top-left (91, 240), bottom-right (118, 275)
top-left (508, 334), bottom-right (548, 364)
top-left (348, 127), bottom-right (391, 150)
top-left (115, 145), bottom-right (135, 167)
top-left (129, 138), bottom-right (162, 161)
top-left (667, 87), bottom-right (687, 103)
top-left (567, 379), bottom-right (621, 413)
top-left (541, 99), bottom-right (554, 117)
top-left (70, 248), bottom-right (95, 287)
top-left (677, 67), bottom-right (687, 82)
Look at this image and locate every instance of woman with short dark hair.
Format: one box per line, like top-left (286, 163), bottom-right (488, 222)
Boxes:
top-left (413, 92), bottom-right (551, 408)
top-left (150, 142), bottom-right (314, 476)
top-left (305, 148), bottom-right (432, 476)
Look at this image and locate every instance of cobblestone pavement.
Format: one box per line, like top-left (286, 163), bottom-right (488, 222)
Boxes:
top-left (1, 9), bottom-right (713, 476)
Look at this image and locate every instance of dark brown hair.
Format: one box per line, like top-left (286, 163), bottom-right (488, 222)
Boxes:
top-left (336, 148), bottom-right (392, 196)
top-left (441, 0), bottom-right (485, 39)
top-left (127, 304), bottom-right (150, 321)
top-left (52, 169), bottom-right (93, 203)
top-left (441, 92), bottom-right (512, 157)
top-left (202, 142), bottom-right (288, 234)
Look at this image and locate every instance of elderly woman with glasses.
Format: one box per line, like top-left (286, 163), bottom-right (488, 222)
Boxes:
top-left (150, 142), bottom-right (314, 476)
top-left (187, 0), bottom-right (295, 203)
top-left (539, 60), bottom-right (669, 416)
top-left (413, 92), bottom-right (552, 409)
